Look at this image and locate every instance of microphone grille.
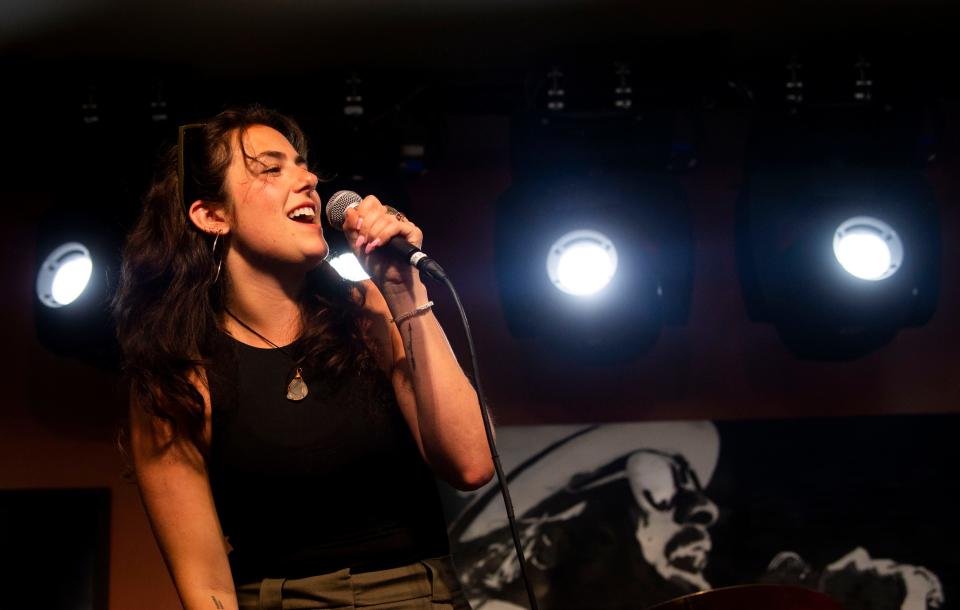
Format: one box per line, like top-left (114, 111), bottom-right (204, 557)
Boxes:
top-left (325, 190), bottom-right (362, 230)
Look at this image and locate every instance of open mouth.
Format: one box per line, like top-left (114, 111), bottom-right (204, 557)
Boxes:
top-left (287, 204), bottom-right (317, 224)
top-left (669, 544), bottom-right (710, 573)
top-left (666, 527), bottom-right (711, 573)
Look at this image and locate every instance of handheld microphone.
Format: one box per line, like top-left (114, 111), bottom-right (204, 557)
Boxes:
top-left (325, 190), bottom-right (447, 281)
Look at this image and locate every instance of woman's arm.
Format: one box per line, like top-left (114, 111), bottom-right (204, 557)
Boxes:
top-left (129, 381), bottom-right (239, 610)
top-left (346, 193), bottom-right (495, 491)
top-left (363, 279), bottom-right (494, 491)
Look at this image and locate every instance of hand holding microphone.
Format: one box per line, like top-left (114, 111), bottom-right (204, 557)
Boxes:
top-left (325, 190), bottom-right (447, 282)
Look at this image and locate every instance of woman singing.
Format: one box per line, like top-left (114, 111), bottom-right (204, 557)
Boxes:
top-left (113, 106), bottom-right (494, 610)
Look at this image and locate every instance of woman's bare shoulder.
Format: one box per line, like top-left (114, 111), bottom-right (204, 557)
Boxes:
top-left (128, 366), bottom-right (213, 466)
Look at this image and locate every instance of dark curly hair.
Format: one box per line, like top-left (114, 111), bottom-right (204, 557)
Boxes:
top-left (113, 105), bottom-right (374, 456)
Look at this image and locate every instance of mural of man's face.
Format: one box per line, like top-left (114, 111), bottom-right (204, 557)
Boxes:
top-left (626, 451), bottom-right (719, 591)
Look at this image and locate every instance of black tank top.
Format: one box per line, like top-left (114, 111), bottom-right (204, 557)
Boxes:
top-left (205, 332), bottom-right (449, 585)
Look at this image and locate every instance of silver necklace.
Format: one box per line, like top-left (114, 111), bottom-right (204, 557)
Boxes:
top-left (223, 308), bottom-right (308, 402)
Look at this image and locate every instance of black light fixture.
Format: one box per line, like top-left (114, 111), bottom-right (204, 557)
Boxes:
top-left (737, 77), bottom-right (940, 360)
top-left (34, 209), bottom-right (121, 368)
top-left (33, 101), bottom-right (131, 368)
top-left (495, 98), bottom-right (693, 361)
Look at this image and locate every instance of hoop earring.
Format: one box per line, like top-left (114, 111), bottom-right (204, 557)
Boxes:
top-left (211, 229), bottom-right (224, 284)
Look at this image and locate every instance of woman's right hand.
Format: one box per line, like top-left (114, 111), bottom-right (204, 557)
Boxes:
top-left (341, 194), bottom-right (426, 294)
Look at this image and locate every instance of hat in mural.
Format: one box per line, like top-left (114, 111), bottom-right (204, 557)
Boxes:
top-left (454, 420), bottom-right (720, 543)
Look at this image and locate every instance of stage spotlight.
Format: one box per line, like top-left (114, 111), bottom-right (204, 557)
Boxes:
top-left (496, 172), bottom-right (691, 361)
top-left (737, 107), bottom-right (940, 360)
top-left (495, 110), bottom-right (692, 361)
top-left (37, 242), bottom-right (95, 308)
top-left (328, 252), bottom-right (370, 282)
top-left (546, 229), bottom-right (618, 296)
top-left (494, 110), bottom-right (693, 364)
top-left (832, 216), bottom-right (902, 281)
top-left (34, 211), bottom-right (122, 368)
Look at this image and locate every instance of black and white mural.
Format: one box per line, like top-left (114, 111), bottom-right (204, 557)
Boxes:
top-left (440, 415), bottom-right (957, 610)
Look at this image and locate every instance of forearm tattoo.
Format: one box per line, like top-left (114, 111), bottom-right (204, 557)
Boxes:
top-left (211, 595), bottom-right (224, 609)
top-left (404, 324), bottom-right (417, 372)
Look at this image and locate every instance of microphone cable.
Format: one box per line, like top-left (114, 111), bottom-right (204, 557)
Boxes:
top-left (439, 273), bottom-right (541, 610)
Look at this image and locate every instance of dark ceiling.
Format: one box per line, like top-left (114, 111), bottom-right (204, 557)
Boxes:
top-left (4, 0), bottom-right (959, 70)
top-left (2, 0), bottom-right (958, 193)
top-left (3, 0), bottom-right (957, 125)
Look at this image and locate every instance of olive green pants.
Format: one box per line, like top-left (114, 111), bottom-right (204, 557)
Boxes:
top-left (236, 556), bottom-right (471, 610)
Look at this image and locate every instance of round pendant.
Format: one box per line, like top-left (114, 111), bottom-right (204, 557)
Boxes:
top-left (286, 368), bottom-right (308, 401)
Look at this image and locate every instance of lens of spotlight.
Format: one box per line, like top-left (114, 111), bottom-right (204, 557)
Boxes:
top-left (836, 233), bottom-right (890, 278)
top-left (546, 229), bottom-right (618, 296)
top-left (53, 256), bottom-right (93, 304)
top-left (37, 242), bottom-right (94, 308)
top-left (328, 252), bottom-right (370, 281)
top-left (833, 216), bottom-right (903, 281)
